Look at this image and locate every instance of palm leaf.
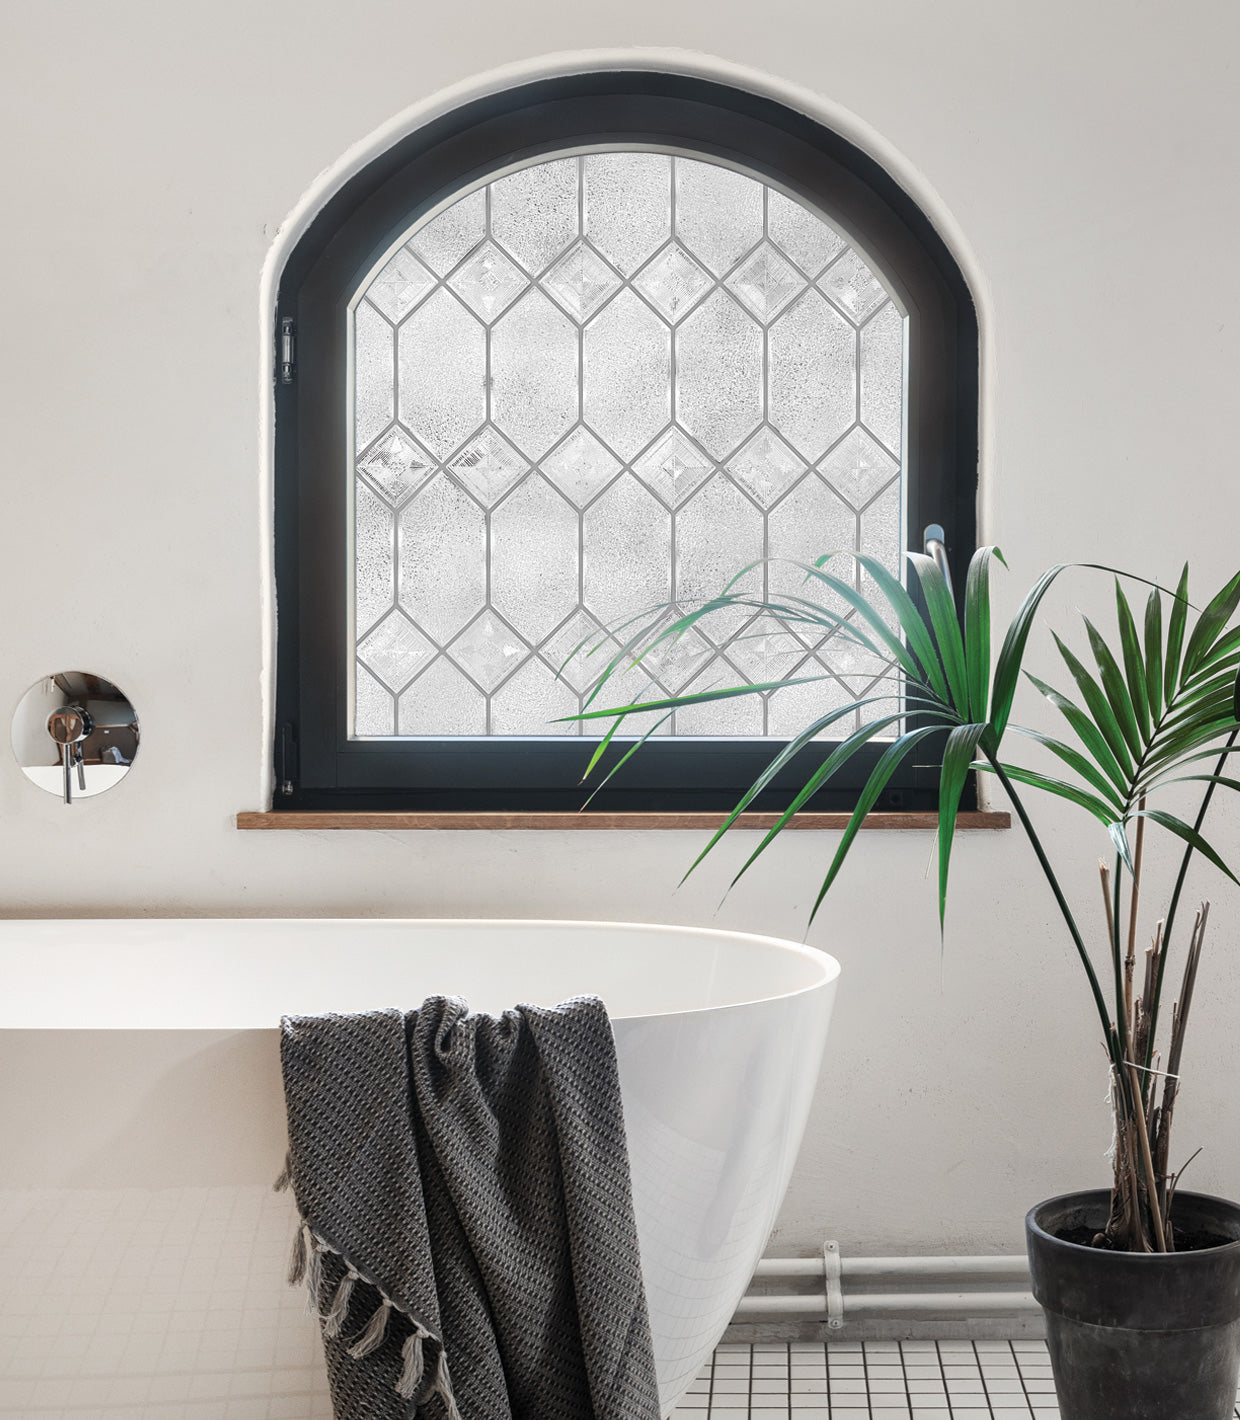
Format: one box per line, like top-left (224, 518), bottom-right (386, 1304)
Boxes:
top-left (991, 563), bottom-right (1070, 739)
top-left (1183, 569), bottom-right (1240, 676)
top-left (1133, 808), bottom-right (1240, 887)
top-left (807, 724), bottom-right (950, 924)
top-left (1144, 587), bottom-right (1164, 722)
top-left (1114, 581), bottom-right (1150, 742)
top-left (1052, 633), bottom-right (1135, 779)
top-left (1024, 672), bottom-right (1129, 794)
top-left (984, 762), bottom-right (1120, 829)
top-left (1009, 724), bottom-right (1127, 811)
top-left (909, 552), bottom-right (969, 711)
top-left (1083, 615), bottom-right (1144, 758)
top-left (1163, 563), bottom-right (1191, 704)
top-left (935, 723), bottom-right (991, 928)
top-left (965, 547), bottom-right (1002, 720)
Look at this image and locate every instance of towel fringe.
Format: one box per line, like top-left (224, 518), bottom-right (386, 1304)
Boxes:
top-left (273, 1151), bottom-right (293, 1193)
top-left (421, 1345), bottom-right (462, 1420)
top-left (286, 1221), bottom-right (310, 1286)
top-left (304, 1237), bottom-right (327, 1318)
top-left (347, 1295), bottom-right (393, 1359)
top-left (394, 1321), bottom-right (429, 1398)
top-left (323, 1266), bottom-right (359, 1339)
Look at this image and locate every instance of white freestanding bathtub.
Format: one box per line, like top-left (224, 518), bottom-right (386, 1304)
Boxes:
top-left (0, 918), bottom-right (838, 1417)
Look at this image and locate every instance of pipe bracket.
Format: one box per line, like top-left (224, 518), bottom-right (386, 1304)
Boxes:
top-left (823, 1239), bottom-right (844, 1329)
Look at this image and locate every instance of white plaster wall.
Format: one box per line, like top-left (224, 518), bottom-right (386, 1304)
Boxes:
top-left (2, 0), bottom-right (1239, 1256)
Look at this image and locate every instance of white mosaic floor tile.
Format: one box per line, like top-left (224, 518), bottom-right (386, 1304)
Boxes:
top-left (668, 1340), bottom-right (1240, 1418)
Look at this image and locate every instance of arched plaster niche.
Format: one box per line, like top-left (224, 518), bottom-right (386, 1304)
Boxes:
top-left (254, 48), bottom-right (991, 800)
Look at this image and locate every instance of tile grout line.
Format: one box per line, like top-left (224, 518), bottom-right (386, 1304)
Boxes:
top-left (1009, 1339), bottom-right (1038, 1418)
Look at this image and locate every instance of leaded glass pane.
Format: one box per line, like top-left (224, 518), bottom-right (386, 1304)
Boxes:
top-left (350, 150), bottom-right (907, 739)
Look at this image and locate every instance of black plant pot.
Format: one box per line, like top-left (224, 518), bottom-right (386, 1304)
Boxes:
top-left (1026, 1190), bottom-right (1240, 1420)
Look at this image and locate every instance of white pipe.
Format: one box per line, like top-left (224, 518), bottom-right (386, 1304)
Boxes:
top-left (734, 1291), bottom-right (1040, 1317)
top-left (753, 1255), bottom-right (1029, 1280)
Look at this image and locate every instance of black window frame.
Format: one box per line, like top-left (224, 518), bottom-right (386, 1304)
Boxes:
top-left (273, 71), bottom-right (978, 813)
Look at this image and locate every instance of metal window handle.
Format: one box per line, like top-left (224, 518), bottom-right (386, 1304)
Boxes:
top-left (47, 705), bottom-right (94, 805)
top-left (923, 524), bottom-right (953, 600)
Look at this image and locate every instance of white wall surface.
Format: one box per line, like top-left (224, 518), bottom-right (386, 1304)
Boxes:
top-left (3, 0), bottom-right (1240, 1255)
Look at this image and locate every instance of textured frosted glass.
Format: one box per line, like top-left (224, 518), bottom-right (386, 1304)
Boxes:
top-left (411, 189), bottom-right (485, 275)
top-left (354, 482), bottom-right (395, 637)
top-left (398, 659), bottom-right (485, 735)
top-left (490, 291), bottom-right (578, 459)
top-left (584, 153), bottom-right (670, 275)
top-left (674, 162), bottom-right (762, 275)
top-left (768, 292), bottom-right (857, 461)
top-left (766, 671), bottom-right (854, 739)
top-left (354, 302), bottom-right (394, 449)
top-left (490, 658), bottom-right (580, 735)
top-left (490, 158), bottom-right (578, 273)
top-left (351, 150), bottom-right (906, 738)
top-left (398, 290), bottom-right (485, 458)
top-left (860, 301), bottom-right (904, 456)
top-left (767, 477), bottom-right (857, 605)
top-left (582, 475), bottom-right (672, 623)
top-left (490, 476), bottom-right (579, 642)
top-left (767, 189), bottom-right (846, 277)
top-left (398, 476), bottom-right (486, 644)
top-left (675, 291), bottom-right (763, 459)
top-left (674, 478), bottom-right (764, 606)
top-left (582, 288), bottom-right (670, 459)
top-left (354, 664), bottom-right (395, 736)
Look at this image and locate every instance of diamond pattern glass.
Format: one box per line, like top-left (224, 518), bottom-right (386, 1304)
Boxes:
top-left (447, 240), bottom-right (527, 320)
top-left (351, 150), bottom-right (906, 737)
top-left (632, 244), bottom-right (712, 323)
top-left (725, 242), bottom-right (804, 320)
top-left (543, 241), bottom-right (622, 321)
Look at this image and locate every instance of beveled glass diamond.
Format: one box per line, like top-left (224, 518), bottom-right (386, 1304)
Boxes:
top-left (542, 241), bottom-right (622, 321)
top-left (447, 240), bottom-right (527, 320)
top-left (366, 247), bottom-right (436, 322)
top-left (447, 427), bottom-right (529, 506)
top-left (718, 620), bottom-right (808, 683)
top-left (726, 427), bottom-right (807, 507)
top-left (447, 610), bottom-right (530, 692)
top-left (643, 627), bottom-right (717, 693)
top-left (632, 243), bottom-right (712, 323)
top-left (357, 610), bottom-right (435, 692)
top-left (540, 427), bottom-right (621, 506)
top-left (818, 427), bottom-right (899, 509)
top-left (357, 427), bottom-right (435, 504)
top-left (725, 241), bottom-right (805, 321)
top-left (819, 248), bottom-right (889, 324)
top-left (632, 427), bottom-right (713, 508)
top-left (541, 609), bottom-right (610, 693)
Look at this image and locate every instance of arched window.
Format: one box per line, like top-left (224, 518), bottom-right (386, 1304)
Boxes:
top-left (274, 72), bottom-right (977, 813)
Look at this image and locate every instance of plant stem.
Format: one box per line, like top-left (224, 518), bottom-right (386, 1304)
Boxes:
top-left (986, 750), bottom-right (1118, 1062)
top-left (1143, 727), bottom-right (1239, 1073)
top-left (1125, 804), bottom-right (1146, 1046)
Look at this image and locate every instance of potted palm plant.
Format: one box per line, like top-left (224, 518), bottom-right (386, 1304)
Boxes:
top-left (568, 547), bottom-right (1240, 1420)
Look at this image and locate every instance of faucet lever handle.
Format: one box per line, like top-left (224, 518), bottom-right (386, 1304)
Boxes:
top-left (47, 705), bottom-right (94, 805)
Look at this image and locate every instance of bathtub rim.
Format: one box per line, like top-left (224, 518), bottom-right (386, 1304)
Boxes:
top-left (0, 915), bottom-right (840, 1027)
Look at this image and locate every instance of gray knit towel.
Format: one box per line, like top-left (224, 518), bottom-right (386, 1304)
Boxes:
top-left (279, 995), bottom-right (662, 1420)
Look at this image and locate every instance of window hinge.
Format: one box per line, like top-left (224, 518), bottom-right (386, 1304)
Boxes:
top-left (279, 317), bottom-right (296, 385)
top-left (277, 722), bottom-right (297, 796)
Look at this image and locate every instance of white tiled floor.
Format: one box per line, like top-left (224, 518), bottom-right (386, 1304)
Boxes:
top-left (668, 1340), bottom-right (1240, 1419)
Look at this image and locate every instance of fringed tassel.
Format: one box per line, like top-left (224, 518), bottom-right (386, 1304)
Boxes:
top-left (304, 1237), bottom-right (326, 1318)
top-left (347, 1295), bottom-right (393, 1359)
top-left (273, 1152), bottom-right (293, 1193)
top-left (394, 1322), bottom-right (429, 1399)
top-left (420, 1345), bottom-right (462, 1420)
top-left (323, 1267), bottom-right (359, 1339)
top-left (286, 1221), bottom-right (310, 1286)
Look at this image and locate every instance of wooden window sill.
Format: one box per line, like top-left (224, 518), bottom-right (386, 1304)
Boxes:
top-left (236, 811), bottom-right (1011, 831)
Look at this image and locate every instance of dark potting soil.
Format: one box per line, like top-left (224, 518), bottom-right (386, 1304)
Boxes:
top-left (1057, 1224), bottom-right (1233, 1251)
